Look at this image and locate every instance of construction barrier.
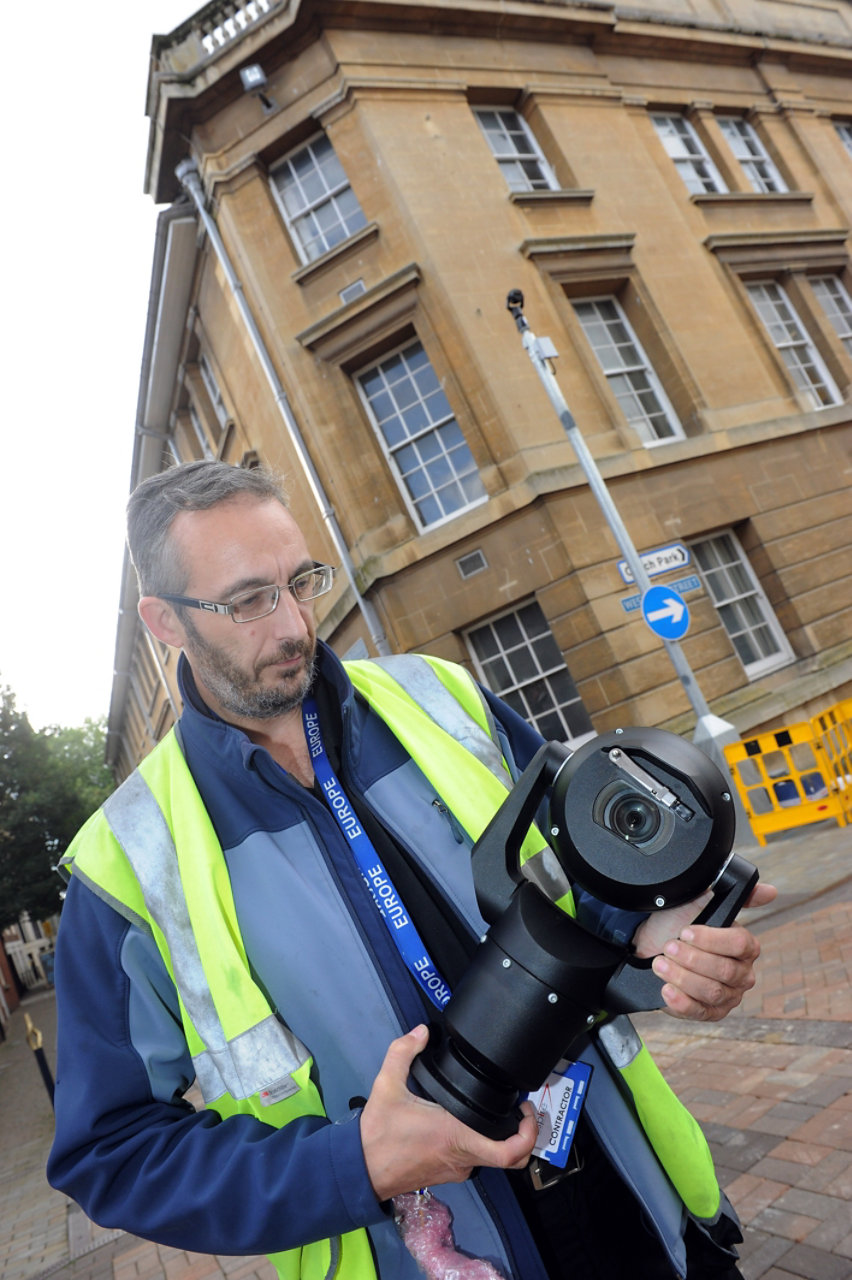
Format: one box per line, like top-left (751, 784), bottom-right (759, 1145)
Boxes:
top-left (723, 698), bottom-right (852, 845)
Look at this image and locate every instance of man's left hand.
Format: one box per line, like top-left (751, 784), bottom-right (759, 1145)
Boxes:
top-left (632, 882), bottom-right (777, 1021)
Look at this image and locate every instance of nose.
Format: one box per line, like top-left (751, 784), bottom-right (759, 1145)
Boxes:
top-left (269, 585), bottom-right (310, 641)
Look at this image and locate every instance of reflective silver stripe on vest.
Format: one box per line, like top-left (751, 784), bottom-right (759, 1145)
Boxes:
top-left (521, 844), bottom-right (574, 902)
top-left (596, 1015), bottom-right (643, 1070)
top-left (369, 655), bottom-right (514, 789)
top-left (103, 768), bottom-right (310, 1103)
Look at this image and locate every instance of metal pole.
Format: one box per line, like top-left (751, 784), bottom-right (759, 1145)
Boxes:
top-left (505, 291), bottom-right (752, 826)
top-left (25, 1013), bottom-right (55, 1108)
top-left (176, 159), bottom-right (391, 658)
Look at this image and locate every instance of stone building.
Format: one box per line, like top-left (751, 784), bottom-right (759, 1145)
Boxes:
top-left (107, 0), bottom-right (852, 779)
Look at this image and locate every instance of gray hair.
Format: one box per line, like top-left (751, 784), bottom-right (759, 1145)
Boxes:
top-left (127, 460), bottom-right (288, 596)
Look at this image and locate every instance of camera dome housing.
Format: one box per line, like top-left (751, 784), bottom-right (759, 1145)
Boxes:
top-left (549, 727), bottom-right (735, 912)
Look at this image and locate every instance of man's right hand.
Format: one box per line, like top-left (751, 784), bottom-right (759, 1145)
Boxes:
top-left (359, 1024), bottom-right (538, 1202)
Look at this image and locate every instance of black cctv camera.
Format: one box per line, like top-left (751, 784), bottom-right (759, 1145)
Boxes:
top-left (410, 727), bottom-right (758, 1139)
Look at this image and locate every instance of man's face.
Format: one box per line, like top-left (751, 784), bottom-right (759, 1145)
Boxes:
top-left (167, 497), bottom-right (319, 724)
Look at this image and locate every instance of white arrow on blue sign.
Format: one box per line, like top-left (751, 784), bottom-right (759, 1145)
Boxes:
top-left (641, 584), bottom-right (690, 640)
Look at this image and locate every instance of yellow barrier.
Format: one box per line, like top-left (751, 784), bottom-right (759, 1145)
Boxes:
top-left (811, 698), bottom-right (852, 811)
top-left (723, 702), bottom-right (852, 845)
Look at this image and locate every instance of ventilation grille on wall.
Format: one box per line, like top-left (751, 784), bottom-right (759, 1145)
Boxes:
top-left (339, 279), bottom-right (367, 304)
top-left (456, 550), bottom-right (488, 579)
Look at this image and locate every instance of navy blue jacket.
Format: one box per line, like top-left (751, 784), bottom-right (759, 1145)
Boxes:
top-left (47, 643), bottom-right (645, 1274)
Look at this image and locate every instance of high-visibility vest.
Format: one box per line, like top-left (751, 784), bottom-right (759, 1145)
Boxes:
top-left (64, 654), bottom-right (720, 1280)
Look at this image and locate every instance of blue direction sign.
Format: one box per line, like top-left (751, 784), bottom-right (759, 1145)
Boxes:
top-left (641, 584), bottom-right (690, 640)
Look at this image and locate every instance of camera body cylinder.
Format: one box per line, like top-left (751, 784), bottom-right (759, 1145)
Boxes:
top-left (411, 883), bottom-right (624, 1138)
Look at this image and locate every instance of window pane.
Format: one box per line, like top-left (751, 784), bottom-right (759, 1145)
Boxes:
top-left (811, 276), bottom-right (852, 356)
top-left (474, 107), bottom-right (556, 192)
top-left (357, 341), bottom-right (485, 527)
top-left (273, 135), bottom-right (366, 263)
top-left (692, 531), bottom-right (793, 678)
top-left (494, 612), bottom-right (524, 650)
top-left (652, 114), bottom-right (727, 194)
top-left (718, 117), bottom-right (786, 193)
top-left (467, 603), bottom-right (592, 743)
top-left (746, 282), bottom-right (840, 408)
top-left (575, 298), bottom-right (681, 442)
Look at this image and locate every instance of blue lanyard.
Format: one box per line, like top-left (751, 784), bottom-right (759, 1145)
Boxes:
top-left (303, 699), bottom-right (452, 1010)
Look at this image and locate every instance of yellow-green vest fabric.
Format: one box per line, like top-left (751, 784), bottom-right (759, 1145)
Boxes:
top-left (64, 654), bottom-right (720, 1280)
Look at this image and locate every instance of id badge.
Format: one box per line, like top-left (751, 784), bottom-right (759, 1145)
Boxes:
top-left (525, 1059), bottom-right (593, 1168)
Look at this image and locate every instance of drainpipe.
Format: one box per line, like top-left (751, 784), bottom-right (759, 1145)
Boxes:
top-left (175, 158), bottom-right (390, 657)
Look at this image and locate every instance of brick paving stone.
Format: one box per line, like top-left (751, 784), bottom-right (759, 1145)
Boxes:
top-left (761, 1242), bottom-right (852, 1278)
top-left (774, 1187), bottom-right (852, 1228)
top-left (790, 1104), bottom-right (852, 1150)
top-left (710, 1130), bottom-right (781, 1173)
top-left (757, 1101), bottom-right (826, 1136)
top-left (790, 1078), bottom-right (852, 1108)
top-left (749, 1206), bottom-right (822, 1243)
top-left (834, 1230), bottom-right (852, 1261)
top-left (752, 1156), bottom-right (831, 1187)
top-left (794, 1151), bottom-right (852, 1198)
top-left (738, 1230), bottom-right (792, 1278)
top-left (725, 1173), bottom-right (789, 1221)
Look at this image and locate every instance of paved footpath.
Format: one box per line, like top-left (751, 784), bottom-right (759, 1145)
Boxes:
top-left (1, 819), bottom-right (850, 1280)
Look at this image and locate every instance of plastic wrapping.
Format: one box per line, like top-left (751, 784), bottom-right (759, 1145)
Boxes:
top-left (393, 1190), bottom-right (505, 1280)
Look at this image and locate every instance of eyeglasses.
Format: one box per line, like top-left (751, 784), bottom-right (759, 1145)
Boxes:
top-left (158, 563), bottom-right (336, 623)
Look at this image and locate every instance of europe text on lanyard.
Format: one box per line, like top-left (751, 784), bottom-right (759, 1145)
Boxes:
top-left (303, 699), bottom-right (452, 1011)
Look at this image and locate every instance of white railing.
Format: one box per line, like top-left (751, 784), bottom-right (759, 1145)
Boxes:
top-left (5, 938), bottom-right (52, 990)
top-left (199, 0), bottom-right (280, 57)
top-left (156, 0), bottom-right (285, 75)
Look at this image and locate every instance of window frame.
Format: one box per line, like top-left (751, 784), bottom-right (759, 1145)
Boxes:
top-left (810, 275), bottom-right (852, 358)
top-left (690, 530), bottom-right (794, 679)
top-left (571, 295), bottom-right (685, 445)
top-left (835, 121), bottom-right (852, 158)
top-left (199, 353), bottom-right (231, 431)
top-left (716, 116), bottom-right (787, 194)
top-left (270, 132), bottom-right (368, 266)
top-left (651, 113), bottom-right (728, 195)
top-left (354, 338), bottom-right (487, 532)
top-left (187, 403), bottom-right (216, 460)
top-left (465, 600), bottom-right (593, 745)
top-left (473, 107), bottom-right (560, 193)
top-left (745, 279), bottom-right (842, 410)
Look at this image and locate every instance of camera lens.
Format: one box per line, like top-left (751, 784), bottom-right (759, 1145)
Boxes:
top-left (592, 780), bottom-right (670, 854)
top-left (607, 793), bottom-right (661, 844)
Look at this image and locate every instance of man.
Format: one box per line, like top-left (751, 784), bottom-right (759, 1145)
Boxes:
top-left (49, 460), bottom-right (774, 1280)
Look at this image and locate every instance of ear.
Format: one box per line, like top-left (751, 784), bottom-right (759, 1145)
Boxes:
top-left (138, 596), bottom-right (187, 649)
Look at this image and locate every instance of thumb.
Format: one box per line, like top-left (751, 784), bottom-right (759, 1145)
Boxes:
top-left (384, 1024), bottom-right (430, 1080)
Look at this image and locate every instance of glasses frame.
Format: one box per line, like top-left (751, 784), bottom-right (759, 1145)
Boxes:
top-left (157, 562), bottom-right (336, 623)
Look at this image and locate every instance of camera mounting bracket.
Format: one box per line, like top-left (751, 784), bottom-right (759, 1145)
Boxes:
top-left (471, 740), bottom-right (570, 923)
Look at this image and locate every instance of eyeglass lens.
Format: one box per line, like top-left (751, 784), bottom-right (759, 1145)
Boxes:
top-left (230, 566), bottom-right (333, 622)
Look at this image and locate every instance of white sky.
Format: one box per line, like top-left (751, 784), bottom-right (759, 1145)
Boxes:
top-left (2, 2), bottom-right (198, 729)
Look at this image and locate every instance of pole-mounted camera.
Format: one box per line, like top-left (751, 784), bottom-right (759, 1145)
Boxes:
top-left (411, 728), bottom-right (758, 1139)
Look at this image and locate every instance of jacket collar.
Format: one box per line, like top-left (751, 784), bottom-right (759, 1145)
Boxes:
top-left (176, 640), bottom-right (357, 778)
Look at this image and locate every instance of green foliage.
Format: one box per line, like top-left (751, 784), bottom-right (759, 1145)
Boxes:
top-left (0, 684), bottom-right (114, 931)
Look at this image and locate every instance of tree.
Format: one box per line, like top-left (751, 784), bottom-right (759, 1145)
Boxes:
top-left (0, 684), bottom-right (114, 931)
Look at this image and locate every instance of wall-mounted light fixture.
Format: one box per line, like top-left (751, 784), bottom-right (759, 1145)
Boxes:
top-left (239, 64), bottom-right (277, 114)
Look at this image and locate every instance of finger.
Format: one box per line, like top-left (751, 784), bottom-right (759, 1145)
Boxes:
top-left (456, 1107), bottom-right (538, 1171)
top-left (660, 930), bottom-right (760, 988)
top-left (678, 923), bottom-right (762, 962)
top-left (652, 945), bottom-right (756, 1019)
top-left (381, 1024), bottom-right (431, 1086)
top-left (744, 882), bottom-right (777, 909)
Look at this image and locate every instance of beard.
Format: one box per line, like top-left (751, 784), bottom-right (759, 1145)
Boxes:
top-left (182, 616), bottom-right (317, 721)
